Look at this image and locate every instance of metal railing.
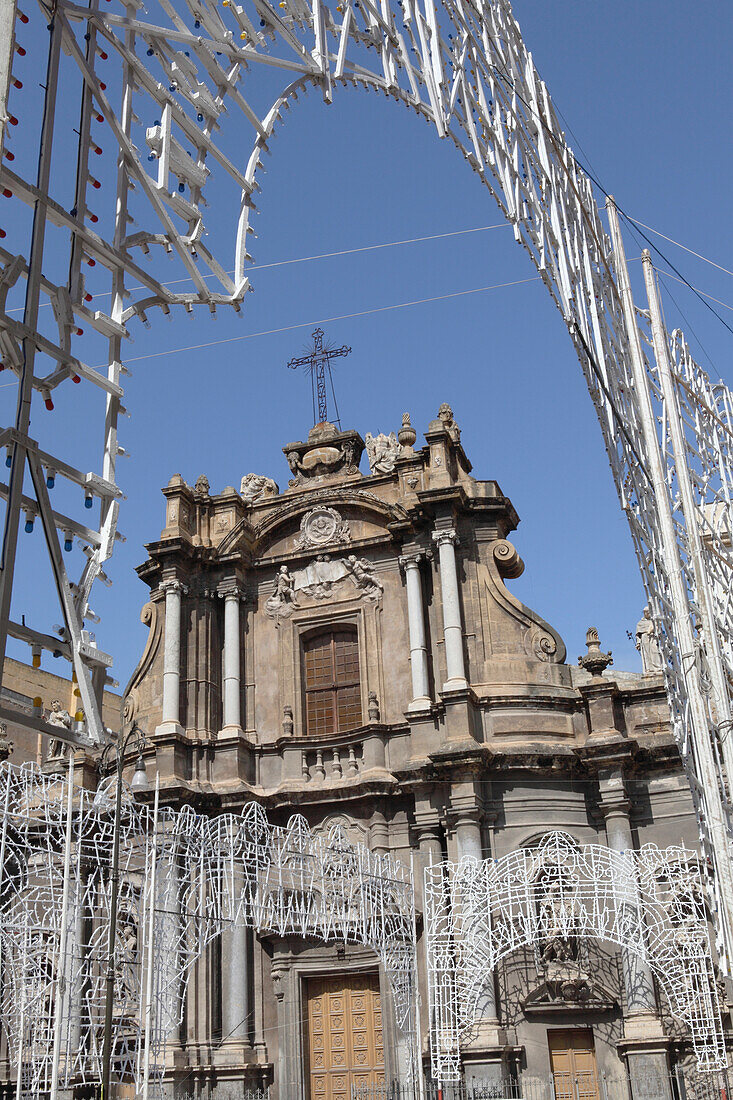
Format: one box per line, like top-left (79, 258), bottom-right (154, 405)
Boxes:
top-left (351, 1069), bottom-right (729, 1100)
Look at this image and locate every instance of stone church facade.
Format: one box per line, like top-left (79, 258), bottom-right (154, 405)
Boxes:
top-left (124, 404), bottom-right (722, 1100)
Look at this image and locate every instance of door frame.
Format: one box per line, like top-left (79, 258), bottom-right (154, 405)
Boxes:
top-left (268, 939), bottom-right (397, 1100)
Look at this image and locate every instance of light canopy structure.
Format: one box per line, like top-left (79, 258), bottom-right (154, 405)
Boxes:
top-left (0, 761), bottom-right (416, 1097)
top-left (424, 832), bottom-right (727, 1083)
top-left (0, 0), bottom-right (732, 1004)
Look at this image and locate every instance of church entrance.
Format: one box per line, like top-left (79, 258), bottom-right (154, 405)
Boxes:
top-left (304, 972), bottom-right (385, 1100)
top-left (548, 1028), bottom-right (600, 1100)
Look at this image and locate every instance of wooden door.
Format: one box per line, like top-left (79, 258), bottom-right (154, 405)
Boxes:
top-left (305, 973), bottom-right (385, 1100)
top-left (548, 1028), bottom-right (600, 1100)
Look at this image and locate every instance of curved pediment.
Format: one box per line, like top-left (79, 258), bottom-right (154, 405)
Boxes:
top-left (216, 486), bottom-right (409, 560)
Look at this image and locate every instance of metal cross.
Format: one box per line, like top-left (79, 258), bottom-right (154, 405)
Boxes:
top-left (287, 328), bottom-right (351, 426)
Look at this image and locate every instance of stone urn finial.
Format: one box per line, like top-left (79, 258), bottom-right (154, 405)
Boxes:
top-left (578, 627), bottom-right (613, 680)
top-left (398, 412), bottom-right (417, 451)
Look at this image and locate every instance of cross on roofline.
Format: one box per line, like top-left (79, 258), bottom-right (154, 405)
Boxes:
top-left (286, 328), bottom-right (351, 428)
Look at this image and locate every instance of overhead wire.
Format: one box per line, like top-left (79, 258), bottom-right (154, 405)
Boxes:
top-left (2, 223), bottom-right (512, 314)
top-left (97, 275), bottom-right (541, 367)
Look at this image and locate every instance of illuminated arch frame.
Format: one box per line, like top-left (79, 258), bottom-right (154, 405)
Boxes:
top-left (0, 762), bottom-right (418, 1096)
top-left (1, 0), bottom-right (733, 1055)
top-left (424, 830), bottom-right (726, 1083)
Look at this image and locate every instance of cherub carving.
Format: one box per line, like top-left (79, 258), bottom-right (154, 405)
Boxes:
top-left (265, 565), bottom-right (299, 619)
top-left (345, 555), bottom-right (383, 602)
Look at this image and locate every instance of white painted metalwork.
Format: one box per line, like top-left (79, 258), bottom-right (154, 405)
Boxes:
top-left (0, 761), bottom-right (416, 1096)
top-left (425, 832), bottom-right (726, 1083)
top-left (1, 0), bottom-right (733, 1000)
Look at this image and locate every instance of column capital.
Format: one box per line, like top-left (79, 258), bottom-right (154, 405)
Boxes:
top-left (217, 578), bottom-right (245, 601)
top-left (159, 578), bottom-right (188, 596)
top-left (398, 550), bottom-right (431, 572)
top-left (433, 527), bottom-right (459, 549)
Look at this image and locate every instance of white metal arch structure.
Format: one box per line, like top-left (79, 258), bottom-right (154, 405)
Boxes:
top-left (1, 0), bottom-right (733, 963)
top-left (424, 831), bottom-right (726, 1083)
top-left (0, 762), bottom-right (417, 1097)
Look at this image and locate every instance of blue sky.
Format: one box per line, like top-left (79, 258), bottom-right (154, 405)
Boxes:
top-left (4, 0), bottom-right (733, 692)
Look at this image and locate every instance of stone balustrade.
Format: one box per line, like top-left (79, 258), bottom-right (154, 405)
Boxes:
top-left (301, 741), bottom-right (363, 783)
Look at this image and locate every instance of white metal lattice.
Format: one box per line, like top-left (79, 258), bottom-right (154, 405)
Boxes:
top-left (1, 0), bottom-right (732, 971)
top-left (424, 831), bottom-right (726, 1083)
top-left (0, 761), bottom-right (417, 1097)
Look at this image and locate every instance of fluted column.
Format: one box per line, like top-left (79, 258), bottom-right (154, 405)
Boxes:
top-left (160, 579), bottom-right (187, 732)
top-left (433, 529), bottom-right (467, 691)
top-left (218, 581), bottom-right (244, 732)
top-left (399, 553), bottom-right (432, 711)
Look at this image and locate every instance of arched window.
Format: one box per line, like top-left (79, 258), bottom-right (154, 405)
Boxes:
top-left (303, 627), bottom-right (361, 736)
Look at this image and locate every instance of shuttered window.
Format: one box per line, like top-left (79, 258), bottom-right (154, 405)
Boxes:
top-left (303, 628), bottom-right (362, 736)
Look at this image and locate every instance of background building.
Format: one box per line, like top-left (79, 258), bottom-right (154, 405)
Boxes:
top-left (14, 404), bottom-right (722, 1100)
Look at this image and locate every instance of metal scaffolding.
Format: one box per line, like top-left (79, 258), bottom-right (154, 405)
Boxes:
top-left (0, 760), bottom-right (417, 1097)
top-left (0, 0), bottom-right (732, 1011)
top-left (425, 832), bottom-right (727, 1083)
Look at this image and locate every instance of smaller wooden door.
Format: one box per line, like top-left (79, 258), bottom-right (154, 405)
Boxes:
top-left (548, 1028), bottom-right (600, 1100)
top-left (305, 973), bottom-right (385, 1100)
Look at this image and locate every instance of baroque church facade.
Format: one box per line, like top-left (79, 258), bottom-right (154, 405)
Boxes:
top-left (122, 404), bottom-right (720, 1100)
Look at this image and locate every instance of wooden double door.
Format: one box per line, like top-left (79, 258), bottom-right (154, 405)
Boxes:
top-left (304, 973), bottom-right (385, 1100)
top-left (548, 1028), bottom-right (601, 1100)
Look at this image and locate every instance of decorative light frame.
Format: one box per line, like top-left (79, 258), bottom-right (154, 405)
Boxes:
top-left (424, 831), bottom-right (726, 1082)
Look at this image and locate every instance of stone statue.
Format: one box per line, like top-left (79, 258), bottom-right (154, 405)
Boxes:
top-left (344, 555), bottom-right (383, 602)
top-left (240, 472), bottom-right (278, 504)
top-left (635, 606), bottom-right (664, 674)
top-left (194, 474), bottom-right (210, 499)
top-left (365, 431), bottom-right (401, 475)
top-left (0, 721), bottom-right (12, 762)
top-left (438, 402), bottom-right (461, 443)
top-left (265, 565), bottom-right (299, 619)
top-left (47, 699), bottom-right (73, 758)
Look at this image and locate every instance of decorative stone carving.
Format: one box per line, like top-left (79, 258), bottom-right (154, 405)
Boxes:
top-left (283, 423), bottom-right (364, 486)
top-left (294, 506), bottom-right (351, 551)
top-left (264, 565), bottom-right (299, 619)
top-left (296, 555), bottom-right (344, 601)
top-left (578, 627), bottom-right (613, 679)
top-left (0, 722), bottom-right (12, 762)
top-left (282, 705), bottom-right (294, 737)
top-left (398, 412), bottom-right (417, 451)
top-left (344, 555), bottom-right (383, 602)
top-left (368, 692), bottom-right (380, 722)
top-left (47, 700), bottom-right (73, 758)
top-left (194, 474), bottom-right (210, 499)
top-left (438, 402), bottom-right (461, 443)
top-left (365, 431), bottom-right (400, 474)
top-left (635, 606), bottom-right (664, 674)
top-left (265, 554), bottom-right (384, 617)
top-left (240, 472), bottom-right (279, 504)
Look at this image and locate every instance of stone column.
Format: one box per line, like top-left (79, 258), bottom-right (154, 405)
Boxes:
top-left (399, 553), bottom-right (432, 712)
top-left (599, 767), bottom-right (673, 1100)
top-left (221, 875), bottom-right (250, 1047)
top-left (159, 580), bottom-right (187, 733)
top-left (158, 841), bottom-right (184, 1073)
top-left (452, 809), bottom-right (499, 1028)
top-left (412, 810), bottom-right (445, 1075)
top-left (219, 581), bottom-right (244, 732)
top-left (432, 529), bottom-right (467, 691)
